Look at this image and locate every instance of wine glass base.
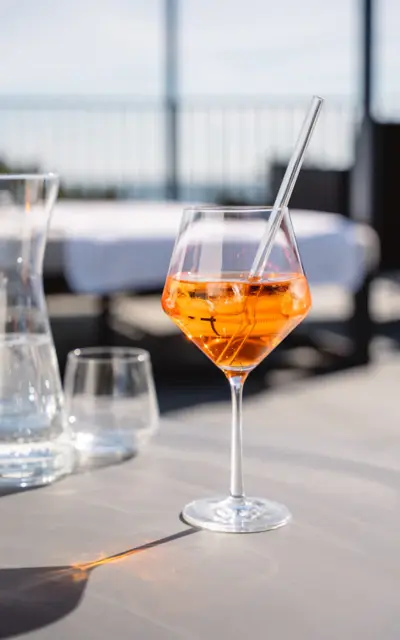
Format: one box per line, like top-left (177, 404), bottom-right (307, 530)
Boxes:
top-left (182, 495), bottom-right (291, 533)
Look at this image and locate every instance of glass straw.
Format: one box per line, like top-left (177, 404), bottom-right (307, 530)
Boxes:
top-left (250, 95), bottom-right (324, 278)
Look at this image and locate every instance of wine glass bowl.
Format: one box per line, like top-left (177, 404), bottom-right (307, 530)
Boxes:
top-left (162, 270), bottom-right (310, 375)
top-left (161, 206), bottom-right (311, 533)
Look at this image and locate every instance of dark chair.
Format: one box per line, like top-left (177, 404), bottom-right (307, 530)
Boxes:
top-left (350, 119), bottom-right (400, 271)
top-left (270, 164), bottom-right (350, 216)
top-left (269, 159), bottom-right (375, 366)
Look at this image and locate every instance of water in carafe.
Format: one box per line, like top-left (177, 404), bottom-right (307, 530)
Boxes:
top-left (0, 175), bottom-right (72, 487)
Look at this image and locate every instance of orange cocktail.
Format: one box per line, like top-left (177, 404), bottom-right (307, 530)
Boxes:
top-left (162, 272), bottom-right (311, 373)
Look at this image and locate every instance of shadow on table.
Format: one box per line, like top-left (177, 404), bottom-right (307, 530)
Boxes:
top-left (154, 316), bottom-right (400, 415)
top-left (51, 306), bottom-right (386, 416)
top-left (156, 368), bottom-right (270, 414)
top-left (0, 528), bottom-right (197, 638)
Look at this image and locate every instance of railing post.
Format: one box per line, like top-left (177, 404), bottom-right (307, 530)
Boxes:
top-left (164, 0), bottom-right (179, 201)
top-left (362, 0), bottom-right (373, 121)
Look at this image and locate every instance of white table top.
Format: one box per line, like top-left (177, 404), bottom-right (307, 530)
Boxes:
top-left (44, 201), bottom-right (379, 294)
top-left (0, 354), bottom-right (398, 640)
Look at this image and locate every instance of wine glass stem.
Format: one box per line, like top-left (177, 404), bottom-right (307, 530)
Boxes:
top-left (229, 374), bottom-right (247, 499)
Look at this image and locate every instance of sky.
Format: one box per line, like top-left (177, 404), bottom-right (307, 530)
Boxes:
top-left (0, 0), bottom-right (398, 187)
top-left (0, 0), bottom-right (397, 107)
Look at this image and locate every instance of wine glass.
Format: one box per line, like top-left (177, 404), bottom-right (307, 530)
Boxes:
top-left (161, 206), bottom-right (311, 533)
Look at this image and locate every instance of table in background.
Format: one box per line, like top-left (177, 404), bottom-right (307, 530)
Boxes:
top-left (46, 200), bottom-right (378, 294)
top-left (44, 200), bottom-right (379, 364)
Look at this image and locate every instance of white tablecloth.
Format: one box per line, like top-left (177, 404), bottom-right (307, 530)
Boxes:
top-left (48, 201), bottom-right (379, 295)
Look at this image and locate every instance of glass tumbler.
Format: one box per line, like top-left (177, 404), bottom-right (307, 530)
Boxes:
top-left (64, 347), bottom-right (159, 469)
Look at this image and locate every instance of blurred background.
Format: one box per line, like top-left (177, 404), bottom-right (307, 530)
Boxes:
top-left (0, 0), bottom-right (399, 413)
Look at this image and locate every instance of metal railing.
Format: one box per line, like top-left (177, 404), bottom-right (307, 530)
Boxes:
top-left (0, 96), bottom-right (359, 201)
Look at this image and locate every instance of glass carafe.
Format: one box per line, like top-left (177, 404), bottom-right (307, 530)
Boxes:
top-left (0, 174), bottom-right (72, 487)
